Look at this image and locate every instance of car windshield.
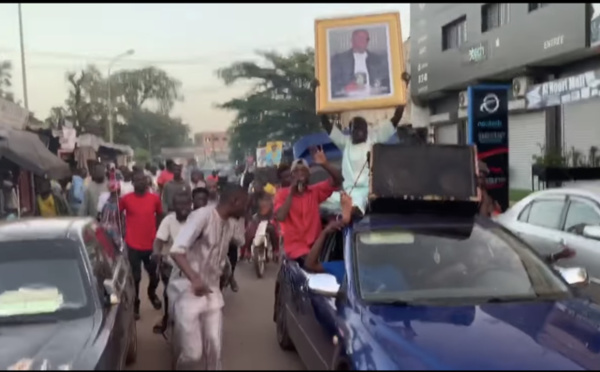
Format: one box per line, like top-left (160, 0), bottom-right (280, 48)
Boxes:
top-left (0, 239), bottom-right (92, 324)
top-left (354, 223), bottom-right (571, 304)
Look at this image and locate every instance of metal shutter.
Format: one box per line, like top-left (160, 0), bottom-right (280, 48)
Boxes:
top-left (563, 99), bottom-right (600, 161)
top-left (435, 123), bottom-right (458, 144)
top-left (509, 111), bottom-right (546, 190)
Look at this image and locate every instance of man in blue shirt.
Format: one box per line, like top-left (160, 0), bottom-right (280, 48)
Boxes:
top-left (68, 168), bottom-right (86, 215)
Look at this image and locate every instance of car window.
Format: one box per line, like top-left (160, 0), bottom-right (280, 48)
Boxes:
top-left (0, 239), bottom-right (93, 323)
top-left (517, 203), bottom-right (532, 222)
top-left (354, 224), bottom-right (570, 304)
top-left (564, 199), bottom-right (600, 234)
top-left (525, 199), bottom-right (566, 229)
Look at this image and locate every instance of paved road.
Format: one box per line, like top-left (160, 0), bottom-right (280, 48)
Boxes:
top-left (128, 261), bottom-right (304, 370)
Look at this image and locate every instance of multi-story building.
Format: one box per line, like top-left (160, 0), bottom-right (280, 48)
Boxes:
top-left (410, 3), bottom-right (600, 191)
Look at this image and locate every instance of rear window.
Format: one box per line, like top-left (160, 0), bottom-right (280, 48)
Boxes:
top-left (0, 239), bottom-right (92, 323)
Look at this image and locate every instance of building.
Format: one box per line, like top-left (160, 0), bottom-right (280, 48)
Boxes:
top-left (410, 3), bottom-right (600, 191)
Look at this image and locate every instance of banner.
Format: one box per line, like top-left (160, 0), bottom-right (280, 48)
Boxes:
top-left (592, 4), bottom-right (600, 48)
top-left (265, 141), bottom-right (283, 167)
top-left (468, 85), bottom-right (510, 212)
top-left (256, 147), bottom-right (266, 168)
top-left (526, 69), bottom-right (600, 109)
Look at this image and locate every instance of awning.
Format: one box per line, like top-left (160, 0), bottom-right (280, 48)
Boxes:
top-left (0, 128), bottom-right (71, 180)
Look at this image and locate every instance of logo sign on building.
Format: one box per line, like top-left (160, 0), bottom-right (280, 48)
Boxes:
top-left (525, 69), bottom-right (600, 109)
top-left (461, 41), bottom-right (489, 65)
top-left (467, 85), bottom-right (510, 212)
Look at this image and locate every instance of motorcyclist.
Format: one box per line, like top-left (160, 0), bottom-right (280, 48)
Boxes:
top-left (243, 192), bottom-right (280, 262)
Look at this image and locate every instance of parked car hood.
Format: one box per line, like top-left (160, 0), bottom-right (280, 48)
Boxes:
top-left (0, 316), bottom-right (94, 370)
top-left (362, 299), bottom-right (600, 370)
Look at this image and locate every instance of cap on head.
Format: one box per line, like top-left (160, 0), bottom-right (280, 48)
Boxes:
top-left (291, 159), bottom-right (309, 172)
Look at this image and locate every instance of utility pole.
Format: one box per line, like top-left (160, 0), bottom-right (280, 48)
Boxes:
top-left (107, 49), bottom-right (134, 143)
top-left (18, 3), bottom-right (29, 110)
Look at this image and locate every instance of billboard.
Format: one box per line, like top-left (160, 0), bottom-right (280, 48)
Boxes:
top-left (467, 85), bottom-right (510, 212)
top-left (410, 3), bottom-right (588, 98)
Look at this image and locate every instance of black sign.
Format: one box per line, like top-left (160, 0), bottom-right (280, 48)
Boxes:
top-left (468, 85), bottom-right (510, 212)
top-left (526, 68), bottom-right (600, 109)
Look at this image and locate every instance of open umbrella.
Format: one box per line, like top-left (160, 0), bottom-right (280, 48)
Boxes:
top-left (0, 128), bottom-right (70, 180)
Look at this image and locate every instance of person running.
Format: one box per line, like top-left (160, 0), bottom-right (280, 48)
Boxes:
top-left (320, 106), bottom-right (404, 217)
top-left (162, 163), bottom-right (192, 213)
top-left (79, 164), bottom-right (108, 218)
top-left (274, 148), bottom-right (342, 267)
top-left (168, 184), bottom-right (247, 370)
top-left (120, 170), bottom-right (164, 319)
top-left (34, 178), bottom-right (71, 217)
top-left (152, 190), bottom-right (192, 334)
top-left (192, 187), bottom-right (209, 210)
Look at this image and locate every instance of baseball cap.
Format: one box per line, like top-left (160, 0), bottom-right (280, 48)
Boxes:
top-left (291, 158), bottom-right (309, 172)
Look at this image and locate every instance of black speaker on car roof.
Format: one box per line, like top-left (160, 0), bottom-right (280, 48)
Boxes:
top-left (368, 144), bottom-right (480, 216)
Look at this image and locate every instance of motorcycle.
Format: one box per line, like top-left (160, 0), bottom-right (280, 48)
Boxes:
top-left (251, 220), bottom-right (273, 278)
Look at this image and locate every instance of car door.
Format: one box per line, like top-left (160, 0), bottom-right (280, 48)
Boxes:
top-left (559, 196), bottom-right (600, 302)
top-left (509, 195), bottom-right (568, 257)
top-left (83, 224), bottom-right (124, 369)
top-left (298, 232), bottom-right (342, 370)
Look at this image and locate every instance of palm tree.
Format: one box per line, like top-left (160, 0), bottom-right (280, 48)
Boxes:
top-left (0, 60), bottom-right (14, 101)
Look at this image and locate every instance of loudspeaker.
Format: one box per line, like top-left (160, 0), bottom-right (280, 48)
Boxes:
top-left (369, 144), bottom-right (480, 216)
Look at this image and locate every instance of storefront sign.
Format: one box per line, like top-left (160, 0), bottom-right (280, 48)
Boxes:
top-left (525, 69), bottom-right (600, 109)
top-left (468, 85), bottom-right (510, 212)
top-left (462, 42), bottom-right (489, 65)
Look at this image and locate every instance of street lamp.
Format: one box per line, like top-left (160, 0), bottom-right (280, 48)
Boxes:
top-left (107, 49), bottom-right (134, 143)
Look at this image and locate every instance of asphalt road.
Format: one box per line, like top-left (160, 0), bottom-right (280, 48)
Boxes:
top-left (128, 261), bottom-right (304, 370)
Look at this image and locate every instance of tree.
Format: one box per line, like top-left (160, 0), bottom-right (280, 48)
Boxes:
top-left (0, 60), bottom-right (15, 102)
top-left (46, 64), bottom-right (189, 153)
top-left (215, 48), bottom-right (320, 162)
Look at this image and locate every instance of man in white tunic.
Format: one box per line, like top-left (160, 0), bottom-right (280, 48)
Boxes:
top-left (321, 106), bottom-right (405, 216)
top-left (168, 184), bottom-right (247, 370)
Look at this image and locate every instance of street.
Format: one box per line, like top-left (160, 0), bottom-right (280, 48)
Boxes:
top-left (128, 261), bottom-right (305, 370)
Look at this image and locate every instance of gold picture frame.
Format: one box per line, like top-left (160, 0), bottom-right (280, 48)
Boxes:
top-left (314, 12), bottom-right (407, 114)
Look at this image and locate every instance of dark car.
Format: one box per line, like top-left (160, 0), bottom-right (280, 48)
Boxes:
top-left (0, 218), bottom-right (137, 370)
top-left (274, 214), bottom-right (600, 370)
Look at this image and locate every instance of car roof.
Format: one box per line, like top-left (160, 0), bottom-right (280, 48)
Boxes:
top-left (353, 213), bottom-right (480, 233)
top-left (0, 217), bottom-right (92, 242)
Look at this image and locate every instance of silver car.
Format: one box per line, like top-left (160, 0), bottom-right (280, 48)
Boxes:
top-left (496, 185), bottom-right (600, 300)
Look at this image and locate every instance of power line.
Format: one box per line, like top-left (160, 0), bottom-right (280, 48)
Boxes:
top-left (0, 34), bottom-right (311, 66)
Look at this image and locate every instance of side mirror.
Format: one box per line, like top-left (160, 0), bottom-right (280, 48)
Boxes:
top-left (307, 273), bottom-right (340, 297)
top-left (555, 266), bottom-right (589, 287)
top-left (582, 225), bottom-right (600, 241)
top-left (103, 279), bottom-right (120, 305)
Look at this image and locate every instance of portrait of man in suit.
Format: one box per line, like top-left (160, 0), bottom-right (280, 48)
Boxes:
top-left (328, 26), bottom-right (392, 100)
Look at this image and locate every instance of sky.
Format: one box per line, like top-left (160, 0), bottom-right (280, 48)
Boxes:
top-left (0, 3), bottom-right (410, 135)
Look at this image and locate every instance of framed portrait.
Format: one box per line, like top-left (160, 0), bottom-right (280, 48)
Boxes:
top-left (314, 12), bottom-right (407, 114)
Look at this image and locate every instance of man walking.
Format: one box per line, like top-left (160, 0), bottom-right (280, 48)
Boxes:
top-left (79, 164), bottom-right (108, 218)
top-left (120, 170), bottom-right (164, 319)
top-left (169, 184), bottom-right (247, 370)
top-left (162, 163), bottom-right (191, 212)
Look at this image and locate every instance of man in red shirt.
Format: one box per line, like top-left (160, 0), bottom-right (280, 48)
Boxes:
top-left (120, 170), bottom-right (164, 319)
top-left (274, 148), bottom-right (342, 266)
top-left (157, 159), bottom-right (175, 192)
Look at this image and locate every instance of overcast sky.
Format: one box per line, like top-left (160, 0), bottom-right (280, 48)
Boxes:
top-left (0, 3), bottom-right (410, 134)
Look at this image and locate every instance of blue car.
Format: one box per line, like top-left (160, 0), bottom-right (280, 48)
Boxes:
top-left (274, 214), bottom-right (600, 370)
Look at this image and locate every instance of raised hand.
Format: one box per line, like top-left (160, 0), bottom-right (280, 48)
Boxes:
top-left (311, 146), bottom-right (327, 165)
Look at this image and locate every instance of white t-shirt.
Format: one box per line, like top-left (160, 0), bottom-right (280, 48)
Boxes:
top-left (97, 192), bottom-right (111, 214)
top-left (353, 52), bottom-right (370, 87)
top-left (156, 212), bottom-right (186, 257)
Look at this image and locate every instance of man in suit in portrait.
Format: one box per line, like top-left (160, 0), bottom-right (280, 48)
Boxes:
top-left (329, 28), bottom-right (391, 99)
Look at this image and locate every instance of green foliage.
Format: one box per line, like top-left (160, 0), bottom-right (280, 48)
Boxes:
top-left (133, 147), bottom-right (151, 165)
top-left (46, 64), bottom-right (189, 154)
top-left (215, 48), bottom-right (319, 162)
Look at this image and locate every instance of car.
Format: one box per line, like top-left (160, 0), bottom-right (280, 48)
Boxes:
top-left (274, 213), bottom-right (600, 370)
top-left (0, 218), bottom-right (137, 370)
top-left (495, 185), bottom-right (600, 301)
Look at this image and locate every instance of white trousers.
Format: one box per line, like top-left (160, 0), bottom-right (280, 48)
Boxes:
top-left (173, 302), bottom-right (223, 370)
